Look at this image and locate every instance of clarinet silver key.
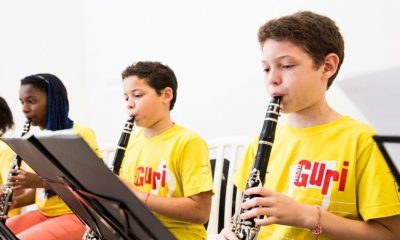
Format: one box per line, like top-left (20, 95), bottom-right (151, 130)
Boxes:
top-left (82, 229), bottom-right (100, 240)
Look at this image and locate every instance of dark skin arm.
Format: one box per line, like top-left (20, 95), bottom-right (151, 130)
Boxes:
top-left (11, 188), bottom-right (36, 208)
top-left (8, 169), bottom-right (50, 189)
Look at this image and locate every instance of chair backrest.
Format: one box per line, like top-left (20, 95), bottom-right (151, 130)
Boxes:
top-left (101, 146), bottom-right (116, 168)
top-left (206, 136), bottom-right (251, 236)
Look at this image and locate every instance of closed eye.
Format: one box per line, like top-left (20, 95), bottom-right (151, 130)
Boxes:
top-left (282, 65), bottom-right (294, 69)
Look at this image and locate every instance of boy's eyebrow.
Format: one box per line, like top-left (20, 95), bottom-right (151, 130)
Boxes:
top-left (262, 55), bottom-right (293, 64)
top-left (277, 55), bottom-right (292, 60)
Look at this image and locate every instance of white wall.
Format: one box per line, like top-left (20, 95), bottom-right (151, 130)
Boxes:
top-left (1, 0), bottom-right (400, 149)
top-left (0, 0), bottom-right (87, 134)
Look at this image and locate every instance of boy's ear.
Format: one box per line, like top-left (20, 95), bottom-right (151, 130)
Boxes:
top-left (323, 53), bottom-right (340, 79)
top-left (162, 87), bottom-right (173, 102)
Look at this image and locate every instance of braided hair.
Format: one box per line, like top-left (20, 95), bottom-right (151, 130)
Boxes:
top-left (21, 73), bottom-right (73, 130)
top-left (0, 96), bottom-right (14, 136)
top-left (21, 73), bottom-right (73, 198)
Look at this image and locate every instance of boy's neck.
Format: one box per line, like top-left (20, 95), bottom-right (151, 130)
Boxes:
top-left (286, 101), bottom-right (341, 128)
top-left (143, 118), bottom-right (174, 138)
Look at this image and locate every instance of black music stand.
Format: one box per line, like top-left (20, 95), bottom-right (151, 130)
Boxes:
top-left (373, 135), bottom-right (400, 190)
top-left (0, 222), bottom-right (18, 240)
top-left (3, 132), bottom-right (176, 240)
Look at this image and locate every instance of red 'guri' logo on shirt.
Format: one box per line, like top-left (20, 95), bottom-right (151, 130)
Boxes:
top-left (294, 160), bottom-right (349, 195)
top-left (134, 164), bottom-right (167, 189)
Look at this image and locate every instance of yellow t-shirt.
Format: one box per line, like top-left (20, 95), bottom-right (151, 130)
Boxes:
top-left (33, 123), bottom-right (101, 217)
top-left (234, 116), bottom-right (400, 240)
top-left (0, 140), bottom-right (23, 217)
top-left (119, 124), bottom-right (213, 240)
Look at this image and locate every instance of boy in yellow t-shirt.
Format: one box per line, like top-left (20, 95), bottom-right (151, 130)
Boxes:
top-left (119, 61), bottom-right (213, 240)
top-left (218, 11), bottom-right (400, 240)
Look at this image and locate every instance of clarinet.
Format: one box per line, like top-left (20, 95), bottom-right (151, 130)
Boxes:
top-left (232, 97), bottom-right (281, 240)
top-left (0, 119), bottom-right (31, 223)
top-left (110, 116), bottom-right (135, 175)
top-left (83, 116), bottom-right (134, 240)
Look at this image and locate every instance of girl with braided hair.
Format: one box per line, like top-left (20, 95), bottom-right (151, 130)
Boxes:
top-left (5, 73), bottom-right (101, 240)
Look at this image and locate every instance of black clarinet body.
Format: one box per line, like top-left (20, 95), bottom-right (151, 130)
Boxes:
top-left (0, 119), bottom-right (31, 223)
top-left (111, 116), bottom-right (135, 175)
top-left (83, 116), bottom-right (134, 240)
top-left (232, 97), bottom-right (281, 240)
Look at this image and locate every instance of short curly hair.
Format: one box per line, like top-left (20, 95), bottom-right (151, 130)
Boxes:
top-left (122, 61), bottom-right (178, 110)
top-left (258, 11), bottom-right (345, 89)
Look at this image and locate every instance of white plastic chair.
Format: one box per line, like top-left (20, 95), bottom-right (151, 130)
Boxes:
top-left (206, 136), bottom-right (251, 238)
top-left (101, 146), bottom-right (116, 168)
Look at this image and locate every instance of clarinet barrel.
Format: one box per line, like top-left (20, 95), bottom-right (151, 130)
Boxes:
top-left (232, 97), bottom-right (281, 240)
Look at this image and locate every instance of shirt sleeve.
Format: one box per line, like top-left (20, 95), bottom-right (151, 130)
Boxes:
top-left (357, 133), bottom-right (400, 220)
top-left (180, 136), bottom-right (214, 197)
top-left (73, 125), bottom-right (102, 159)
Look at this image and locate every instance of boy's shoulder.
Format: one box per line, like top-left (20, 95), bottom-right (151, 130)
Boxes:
top-left (336, 116), bottom-right (376, 136)
top-left (169, 124), bottom-right (205, 142)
